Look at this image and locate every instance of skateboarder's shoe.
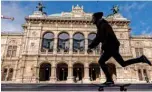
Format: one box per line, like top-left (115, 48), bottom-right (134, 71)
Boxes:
top-left (102, 81), bottom-right (114, 85)
top-left (141, 55), bottom-right (152, 66)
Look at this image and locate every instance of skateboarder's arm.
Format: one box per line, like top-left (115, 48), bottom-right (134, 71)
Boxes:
top-left (88, 31), bottom-right (101, 49)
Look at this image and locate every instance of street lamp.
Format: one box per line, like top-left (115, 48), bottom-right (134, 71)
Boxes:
top-left (76, 68), bottom-right (79, 81)
top-left (62, 68), bottom-right (64, 80)
top-left (91, 68), bottom-right (94, 81)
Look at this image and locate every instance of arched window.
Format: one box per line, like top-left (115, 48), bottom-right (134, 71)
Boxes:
top-left (57, 32), bottom-right (69, 53)
top-left (56, 63), bottom-right (68, 81)
top-left (1, 68), bottom-right (7, 81)
top-left (42, 32), bottom-right (54, 52)
top-left (88, 33), bottom-right (96, 53)
top-left (88, 33), bottom-right (101, 54)
top-left (89, 63), bottom-right (100, 81)
top-left (73, 32), bottom-right (85, 53)
top-left (7, 68), bottom-right (13, 81)
top-left (88, 33), bottom-right (96, 45)
top-left (6, 45), bottom-right (17, 57)
top-left (73, 63), bottom-right (84, 81)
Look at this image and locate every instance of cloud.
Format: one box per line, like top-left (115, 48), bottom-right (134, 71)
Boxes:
top-left (141, 26), bottom-right (152, 36)
top-left (140, 21), bottom-right (146, 26)
top-left (138, 3), bottom-right (146, 10)
top-left (1, 2), bottom-right (34, 32)
top-left (119, 2), bottom-right (147, 19)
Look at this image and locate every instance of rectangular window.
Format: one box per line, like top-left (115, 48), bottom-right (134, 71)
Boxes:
top-left (135, 48), bottom-right (143, 57)
top-left (143, 69), bottom-right (148, 78)
top-left (6, 46), bottom-right (17, 57)
top-left (138, 69), bottom-right (143, 81)
top-left (7, 69), bottom-right (13, 81)
top-left (1, 69), bottom-right (7, 81)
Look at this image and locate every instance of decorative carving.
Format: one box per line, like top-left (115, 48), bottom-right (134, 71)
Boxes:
top-left (31, 42), bottom-right (35, 47)
top-left (120, 33), bottom-right (123, 38)
top-left (72, 4), bottom-right (84, 13)
top-left (32, 31), bottom-right (37, 36)
top-left (9, 39), bottom-right (17, 45)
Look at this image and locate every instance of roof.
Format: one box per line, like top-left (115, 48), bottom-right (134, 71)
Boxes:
top-left (1, 31), bottom-right (24, 36)
top-left (131, 35), bottom-right (152, 39)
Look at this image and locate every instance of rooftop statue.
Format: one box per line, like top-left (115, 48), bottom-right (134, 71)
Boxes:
top-left (111, 5), bottom-right (119, 14)
top-left (106, 5), bottom-right (120, 18)
top-left (36, 2), bottom-right (45, 12)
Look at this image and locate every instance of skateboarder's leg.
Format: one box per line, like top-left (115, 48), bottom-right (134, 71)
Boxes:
top-left (113, 52), bottom-right (143, 67)
top-left (98, 52), bottom-right (113, 82)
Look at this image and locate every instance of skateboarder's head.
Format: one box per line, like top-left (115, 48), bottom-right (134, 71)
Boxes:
top-left (92, 12), bottom-right (103, 24)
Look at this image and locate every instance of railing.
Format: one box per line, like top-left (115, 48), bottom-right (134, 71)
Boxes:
top-left (40, 49), bottom-right (101, 55)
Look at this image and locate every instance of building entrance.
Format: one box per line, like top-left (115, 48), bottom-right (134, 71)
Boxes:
top-left (57, 63), bottom-right (68, 81)
top-left (39, 63), bottom-right (51, 81)
top-left (73, 63), bottom-right (84, 82)
top-left (89, 63), bottom-right (100, 81)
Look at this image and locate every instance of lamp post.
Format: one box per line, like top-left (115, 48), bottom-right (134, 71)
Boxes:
top-left (92, 68), bottom-right (95, 81)
top-left (62, 68), bottom-right (64, 80)
top-left (76, 68), bottom-right (79, 81)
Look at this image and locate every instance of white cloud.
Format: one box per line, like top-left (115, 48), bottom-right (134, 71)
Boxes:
top-left (141, 26), bottom-right (152, 36)
top-left (119, 2), bottom-right (147, 19)
top-left (1, 2), bottom-right (34, 32)
top-left (138, 3), bottom-right (146, 10)
top-left (140, 21), bottom-right (146, 26)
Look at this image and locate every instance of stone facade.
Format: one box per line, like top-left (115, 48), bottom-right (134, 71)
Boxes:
top-left (1, 5), bottom-right (152, 83)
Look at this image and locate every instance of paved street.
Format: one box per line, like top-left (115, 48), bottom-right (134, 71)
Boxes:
top-left (1, 83), bottom-right (152, 91)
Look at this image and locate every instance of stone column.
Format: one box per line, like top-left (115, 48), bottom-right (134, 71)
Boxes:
top-left (5, 68), bottom-right (9, 81)
top-left (12, 61), bottom-right (18, 82)
top-left (141, 69), bottom-right (145, 82)
top-left (85, 37), bottom-right (88, 55)
top-left (149, 69), bottom-right (152, 83)
top-left (67, 62), bottom-right (73, 83)
top-left (53, 37), bottom-right (58, 54)
top-left (33, 65), bottom-right (39, 83)
top-left (69, 37), bottom-right (73, 54)
top-left (15, 60), bottom-right (23, 83)
top-left (50, 62), bottom-right (56, 83)
top-left (83, 62), bottom-right (90, 83)
top-left (20, 65), bottom-right (25, 83)
top-left (100, 69), bottom-right (106, 83)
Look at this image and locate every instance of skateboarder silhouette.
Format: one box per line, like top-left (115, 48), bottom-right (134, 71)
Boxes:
top-left (88, 12), bottom-right (152, 85)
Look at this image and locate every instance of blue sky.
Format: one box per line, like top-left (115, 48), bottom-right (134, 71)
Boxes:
top-left (1, 1), bottom-right (152, 36)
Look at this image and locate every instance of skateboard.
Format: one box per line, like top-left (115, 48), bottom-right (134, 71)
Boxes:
top-left (93, 83), bottom-right (131, 91)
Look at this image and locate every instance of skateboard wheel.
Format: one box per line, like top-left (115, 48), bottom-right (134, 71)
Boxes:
top-left (124, 88), bottom-right (127, 91)
top-left (98, 87), bottom-right (104, 91)
top-left (120, 87), bottom-right (124, 91)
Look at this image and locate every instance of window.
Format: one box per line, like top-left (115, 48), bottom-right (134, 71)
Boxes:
top-left (1, 68), bottom-right (7, 81)
top-left (42, 32), bottom-right (54, 52)
top-left (73, 32), bottom-right (85, 52)
top-left (135, 48), bottom-right (143, 57)
top-left (57, 32), bottom-right (69, 53)
top-left (88, 33), bottom-right (96, 53)
top-left (6, 46), bottom-right (17, 57)
top-left (143, 69), bottom-right (148, 78)
top-left (7, 68), bottom-right (13, 81)
top-left (138, 69), bottom-right (143, 81)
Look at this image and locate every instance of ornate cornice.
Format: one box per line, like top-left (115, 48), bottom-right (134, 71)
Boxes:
top-left (131, 35), bottom-right (152, 39)
top-left (25, 16), bottom-right (130, 25)
top-left (1, 32), bottom-right (23, 36)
